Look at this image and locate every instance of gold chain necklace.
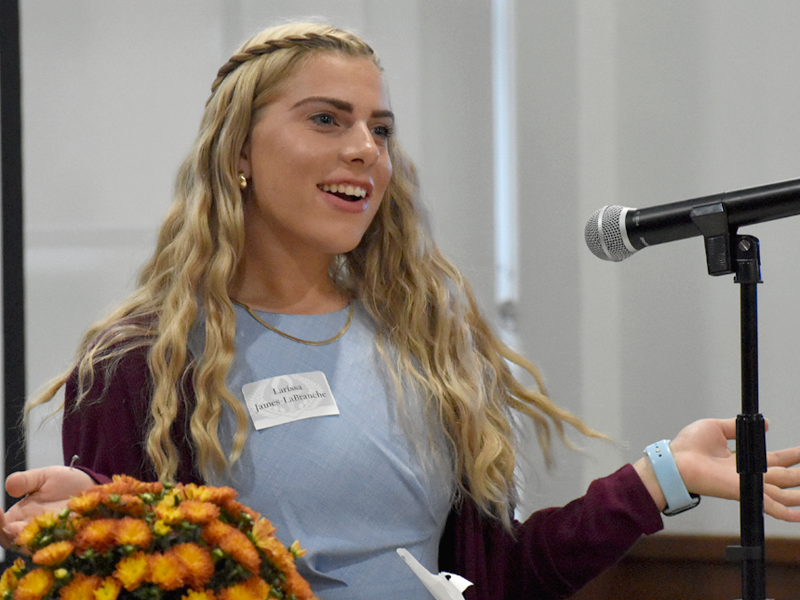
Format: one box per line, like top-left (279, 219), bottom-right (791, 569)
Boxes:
top-left (234, 301), bottom-right (354, 346)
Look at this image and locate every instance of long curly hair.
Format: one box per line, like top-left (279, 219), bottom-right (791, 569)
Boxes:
top-left (27, 22), bottom-right (602, 528)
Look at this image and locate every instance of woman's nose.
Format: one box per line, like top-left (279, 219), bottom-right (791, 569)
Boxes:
top-left (340, 122), bottom-right (380, 166)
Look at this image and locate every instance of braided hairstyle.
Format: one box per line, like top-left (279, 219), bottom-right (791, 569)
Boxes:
top-left (28, 22), bottom-right (602, 528)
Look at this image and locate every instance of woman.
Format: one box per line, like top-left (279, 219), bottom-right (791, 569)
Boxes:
top-left (4, 22), bottom-right (800, 600)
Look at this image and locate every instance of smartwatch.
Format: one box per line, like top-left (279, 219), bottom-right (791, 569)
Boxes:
top-left (644, 439), bottom-right (701, 516)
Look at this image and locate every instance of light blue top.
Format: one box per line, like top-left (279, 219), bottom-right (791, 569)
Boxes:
top-left (189, 302), bottom-right (454, 599)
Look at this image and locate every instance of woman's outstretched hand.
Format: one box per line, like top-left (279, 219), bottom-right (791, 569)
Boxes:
top-left (0, 466), bottom-right (95, 548)
top-left (635, 417), bottom-right (800, 521)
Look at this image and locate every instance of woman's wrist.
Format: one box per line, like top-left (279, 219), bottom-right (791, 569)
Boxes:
top-left (638, 440), bottom-right (701, 515)
top-left (633, 455), bottom-right (668, 512)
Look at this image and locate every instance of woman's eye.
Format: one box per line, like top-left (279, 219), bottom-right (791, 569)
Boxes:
top-left (372, 124), bottom-right (395, 139)
top-left (311, 113), bottom-right (336, 126)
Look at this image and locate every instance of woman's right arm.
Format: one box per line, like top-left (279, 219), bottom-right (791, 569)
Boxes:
top-left (61, 346), bottom-right (158, 481)
top-left (0, 346), bottom-right (201, 549)
top-left (1, 466), bottom-right (96, 546)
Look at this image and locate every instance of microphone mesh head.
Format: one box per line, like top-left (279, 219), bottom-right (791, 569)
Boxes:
top-left (584, 205), bottom-right (636, 262)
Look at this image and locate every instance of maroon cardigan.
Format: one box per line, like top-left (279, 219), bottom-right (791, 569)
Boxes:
top-left (63, 347), bottom-right (663, 599)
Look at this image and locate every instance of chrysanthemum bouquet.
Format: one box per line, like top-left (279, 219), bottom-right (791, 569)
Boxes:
top-left (0, 475), bottom-right (317, 600)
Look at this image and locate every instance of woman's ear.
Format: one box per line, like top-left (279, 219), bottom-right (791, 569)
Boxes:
top-left (238, 140), bottom-right (252, 179)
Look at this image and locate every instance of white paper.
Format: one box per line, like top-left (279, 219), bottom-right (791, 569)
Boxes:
top-left (396, 548), bottom-right (473, 600)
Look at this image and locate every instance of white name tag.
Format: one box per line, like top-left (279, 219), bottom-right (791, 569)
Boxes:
top-left (242, 371), bottom-right (339, 430)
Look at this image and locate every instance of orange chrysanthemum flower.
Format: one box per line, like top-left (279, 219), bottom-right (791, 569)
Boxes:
top-left (98, 475), bottom-right (162, 496)
top-left (15, 513), bottom-right (57, 550)
top-left (147, 551), bottom-right (187, 591)
top-left (201, 522), bottom-right (260, 575)
top-left (31, 541), bottom-right (74, 567)
top-left (114, 495), bottom-right (146, 517)
top-left (283, 569), bottom-right (315, 600)
top-left (74, 519), bottom-right (118, 554)
top-left (14, 523), bottom-right (41, 551)
top-left (170, 544), bottom-right (214, 590)
top-left (199, 521), bottom-right (230, 547)
top-left (113, 552), bottom-right (149, 592)
top-left (66, 490), bottom-right (105, 516)
top-left (13, 569), bottom-right (54, 600)
top-left (58, 573), bottom-right (102, 600)
top-left (219, 499), bottom-right (256, 524)
top-left (115, 518), bottom-right (152, 549)
top-left (179, 501), bottom-right (220, 525)
top-left (93, 577), bottom-right (121, 600)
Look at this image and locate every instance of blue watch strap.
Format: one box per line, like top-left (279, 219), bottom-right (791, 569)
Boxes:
top-left (644, 439), bottom-right (700, 516)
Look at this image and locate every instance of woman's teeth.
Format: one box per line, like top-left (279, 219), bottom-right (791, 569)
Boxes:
top-left (319, 183), bottom-right (367, 200)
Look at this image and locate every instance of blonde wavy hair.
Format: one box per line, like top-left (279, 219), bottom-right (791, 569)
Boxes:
top-left (28, 22), bottom-right (601, 528)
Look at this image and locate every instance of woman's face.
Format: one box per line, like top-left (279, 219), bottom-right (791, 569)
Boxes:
top-left (238, 52), bottom-right (394, 263)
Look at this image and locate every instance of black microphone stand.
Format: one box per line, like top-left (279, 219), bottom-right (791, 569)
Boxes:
top-left (691, 205), bottom-right (769, 600)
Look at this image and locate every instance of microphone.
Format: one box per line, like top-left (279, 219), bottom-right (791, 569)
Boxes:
top-left (585, 178), bottom-right (800, 262)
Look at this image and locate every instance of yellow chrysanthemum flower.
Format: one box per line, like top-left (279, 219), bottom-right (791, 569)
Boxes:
top-left (0, 558), bottom-right (25, 595)
top-left (12, 569), bottom-right (54, 600)
top-left (31, 540), bottom-right (74, 567)
top-left (250, 519), bottom-right (275, 549)
top-left (180, 484), bottom-right (214, 503)
top-left (153, 493), bottom-right (182, 525)
top-left (182, 484), bottom-right (237, 506)
top-left (113, 552), bottom-right (149, 592)
top-left (288, 540), bottom-right (307, 558)
top-left (160, 491), bottom-right (179, 508)
top-left (152, 520), bottom-right (170, 537)
top-left (32, 514), bottom-right (57, 530)
top-left (93, 577), bottom-right (121, 600)
top-left (182, 589), bottom-right (215, 600)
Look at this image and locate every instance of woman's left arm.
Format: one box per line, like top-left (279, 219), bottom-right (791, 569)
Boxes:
top-left (634, 417), bottom-right (800, 521)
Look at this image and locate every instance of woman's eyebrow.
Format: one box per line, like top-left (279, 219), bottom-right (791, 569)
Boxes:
top-left (292, 96), bottom-right (394, 121)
